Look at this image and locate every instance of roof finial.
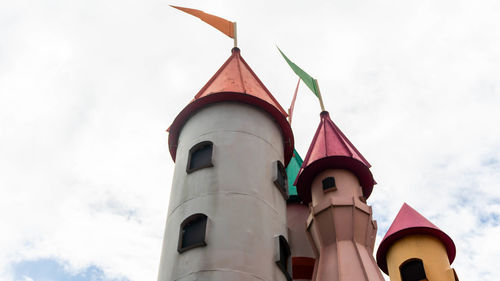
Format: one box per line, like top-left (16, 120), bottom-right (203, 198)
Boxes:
top-left (314, 79), bottom-right (326, 111)
top-left (233, 22), bottom-right (238, 48)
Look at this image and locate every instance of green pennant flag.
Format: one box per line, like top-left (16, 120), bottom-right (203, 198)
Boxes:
top-left (286, 149), bottom-right (303, 198)
top-left (278, 47), bottom-right (320, 98)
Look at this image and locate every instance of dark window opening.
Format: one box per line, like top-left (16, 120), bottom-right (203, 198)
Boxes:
top-left (273, 161), bottom-right (288, 199)
top-left (322, 177), bottom-right (337, 191)
top-left (400, 259), bottom-right (427, 281)
top-left (275, 235), bottom-right (292, 281)
top-left (178, 213), bottom-right (208, 253)
top-left (187, 141), bottom-right (213, 173)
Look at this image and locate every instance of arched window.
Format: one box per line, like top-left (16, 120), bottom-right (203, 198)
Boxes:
top-left (177, 213), bottom-right (208, 253)
top-left (322, 176), bottom-right (336, 191)
top-left (400, 258), bottom-right (427, 281)
top-left (275, 235), bottom-right (292, 281)
top-left (186, 141), bottom-right (213, 173)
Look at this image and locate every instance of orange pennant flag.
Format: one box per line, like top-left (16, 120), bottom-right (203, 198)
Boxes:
top-left (170, 5), bottom-right (235, 39)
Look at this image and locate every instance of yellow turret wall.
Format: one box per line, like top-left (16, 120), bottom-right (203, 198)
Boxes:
top-left (386, 234), bottom-right (457, 281)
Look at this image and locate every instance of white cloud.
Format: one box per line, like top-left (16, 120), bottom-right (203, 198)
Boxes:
top-left (0, 0), bottom-right (499, 280)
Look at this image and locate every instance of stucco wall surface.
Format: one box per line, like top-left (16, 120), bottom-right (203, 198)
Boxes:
top-left (307, 169), bottom-right (383, 281)
top-left (158, 102), bottom-right (289, 281)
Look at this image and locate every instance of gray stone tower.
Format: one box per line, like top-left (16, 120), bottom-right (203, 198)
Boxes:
top-left (157, 48), bottom-right (295, 281)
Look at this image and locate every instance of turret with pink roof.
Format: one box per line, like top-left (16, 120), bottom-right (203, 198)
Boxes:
top-left (295, 111), bottom-right (375, 203)
top-left (296, 110), bottom-right (384, 281)
top-left (377, 203), bottom-right (456, 274)
top-left (376, 203), bottom-right (458, 281)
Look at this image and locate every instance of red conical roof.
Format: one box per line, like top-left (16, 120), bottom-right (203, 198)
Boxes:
top-left (295, 111), bottom-right (375, 203)
top-left (168, 48), bottom-right (294, 165)
top-left (376, 203), bottom-right (456, 274)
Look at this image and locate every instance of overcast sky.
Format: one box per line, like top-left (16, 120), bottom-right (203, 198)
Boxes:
top-left (1, 0), bottom-right (499, 280)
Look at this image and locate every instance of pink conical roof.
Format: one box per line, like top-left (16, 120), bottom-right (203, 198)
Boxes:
top-left (376, 203), bottom-right (456, 274)
top-left (302, 111), bottom-right (370, 168)
top-left (168, 48), bottom-right (294, 164)
top-left (194, 48), bottom-right (288, 114)
top-left (295, 111), bottom-right (375, 202)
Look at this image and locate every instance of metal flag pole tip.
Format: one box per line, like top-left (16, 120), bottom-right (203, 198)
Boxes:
top-left (233, 22), bottom-right (238, 48)
top-left (314, 79), bottom-right (326, 111)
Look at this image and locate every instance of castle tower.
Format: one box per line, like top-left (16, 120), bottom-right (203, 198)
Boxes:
top-left (376, 203), bottom-right (458, 281)
top-left (157, 48), bottom-right (294, 281)
top-left (286, 150), bottom-right (316, 280)
top-left (295, 111), bottom-right (384, 281)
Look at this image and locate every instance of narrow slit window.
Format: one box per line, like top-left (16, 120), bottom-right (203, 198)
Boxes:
top-left (273, 161), bottom-right (288, 199)
top-left (275, 235), bottom-right (292, 281)
top-left (322, 177), bottom-right (337, 191)
top-left (400, 258), bottom-right (427, 281)
top-left (178, 213), bottom-right (208, 253)
top-left (187, 141), bottom-right (213, 173)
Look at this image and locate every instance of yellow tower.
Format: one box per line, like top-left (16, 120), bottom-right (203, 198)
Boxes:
top-left (376, 203), bottom-right (459, 281)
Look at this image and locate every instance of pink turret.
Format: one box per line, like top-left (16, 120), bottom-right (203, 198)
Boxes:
top-left (296, 111), bottom-right (384, 281)
top-left (295, 111), bottom-right (375, 202)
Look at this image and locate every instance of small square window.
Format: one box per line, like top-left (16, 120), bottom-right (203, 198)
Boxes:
top-left (187, 141), bottom-right (213, 173)
top-left (275, 235), bottom-right (292, 281)
top-left (322, 177), bottom-right (336, 191)
top-left (400, 259), bottom-right (427, 281)
top-left (273, 161), bottom-right (288, 199)
top-left (178, 214), bottom-right (208, 253)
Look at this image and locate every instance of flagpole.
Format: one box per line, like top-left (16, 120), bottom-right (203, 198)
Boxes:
top-left (314, 79), bottom-right (326, 111)
top-left (288, 78), bottom-right (301, 125)
top-left (233, 22), bottom-right (238, 47)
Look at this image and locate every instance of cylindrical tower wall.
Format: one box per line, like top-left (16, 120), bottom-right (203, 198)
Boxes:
top-left (158, 102), bottom-right (289, 281)
top-left (287, 203), bottom-right (315, 280)
top-left (287, 203), bottom-right (314, 258)
top-left (310, 169), bottom-right (363, 208)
